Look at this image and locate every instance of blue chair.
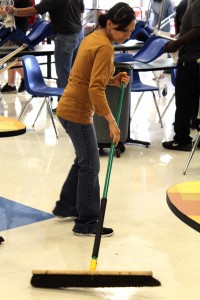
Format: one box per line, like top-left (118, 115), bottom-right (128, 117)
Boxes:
top-left (0, 21), bottom-right (53, 49)
top-left (131, 20), bottom-right (154, 42)
top-left (25, 21), bottom-right (53, 46)
top-left (114, 53), bottom-right (163, 128)
top-left (135, 20), bottom-right (154, 35)
top-left (123, 20), bottom-right (154, 43)
top-left (131, 35), bottom-right (169, 63)
top-left (19, 55), bottom-right (64, 138)
top-left (129, 27), bottom-right (150, 42)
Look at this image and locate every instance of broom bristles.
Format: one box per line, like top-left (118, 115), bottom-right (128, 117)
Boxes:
top-left (31, 270), bottom-right (161, 288)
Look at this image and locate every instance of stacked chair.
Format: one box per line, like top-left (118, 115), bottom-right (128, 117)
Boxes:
top-left (125, 20), bottom-right (154, 43)
top-left (0, 17), bottom-right (59, 137)
top-left (0, 20), bottom-right (53, 49)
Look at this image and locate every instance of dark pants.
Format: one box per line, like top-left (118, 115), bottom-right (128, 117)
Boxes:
top-left (174, 60), bottom-right (200, 143)
top-left (55, 117), bottom-right (100, 234)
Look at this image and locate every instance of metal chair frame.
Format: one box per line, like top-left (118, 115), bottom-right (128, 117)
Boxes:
top-left (183, 130), bottom-right (200, 175)
top-left (19, 55), bottom-right (64, 138)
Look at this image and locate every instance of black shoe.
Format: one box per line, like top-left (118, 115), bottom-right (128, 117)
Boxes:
top-left (18, 79), bottom-right (25, 92)
top-left (73, 227), bottom-right (114, 237)
top-left (1, 83), bottom-right (17, 93)
top-left (162, 140), bottom-right (192, 151)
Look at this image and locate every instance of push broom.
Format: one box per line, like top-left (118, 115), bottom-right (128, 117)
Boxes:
top-left (31, 78), bottom-right (161, 288)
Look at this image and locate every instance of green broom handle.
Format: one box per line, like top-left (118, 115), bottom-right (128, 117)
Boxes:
top-left (90, 81), bottom-right (125, 271)
top-left (103, 81), bottom-right (125, 198)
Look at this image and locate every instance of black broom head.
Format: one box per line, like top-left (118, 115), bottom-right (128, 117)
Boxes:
top-left (31, 270), bottom-right (161, 288)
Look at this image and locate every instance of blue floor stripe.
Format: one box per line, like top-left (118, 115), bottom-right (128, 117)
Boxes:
top-left (0, 196), bottom-right (54, 231)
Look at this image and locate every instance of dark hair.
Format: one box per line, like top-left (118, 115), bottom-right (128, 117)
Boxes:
top-left (98, 2), bottom-right (136, 31)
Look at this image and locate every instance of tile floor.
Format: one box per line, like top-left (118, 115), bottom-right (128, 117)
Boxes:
top-left (0, 59), bottom-right (200, 300)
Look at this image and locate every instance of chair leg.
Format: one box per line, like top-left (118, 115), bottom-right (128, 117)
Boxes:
top-left (161, 93), bottom-right (175, 120)
top-left (183, 132), bottom-right (200, 175)
top-left (46, 97), bottom-right (58, 138)
top-left (151, 91), bottom-right (163, 128)
top-left (152, 71), bottom-right (161, 98)
top-left (32, 98), bottom-right (46, 127)
top-left (130, 92), bottom-right (144, 122)
top-left (18, 96), bottom-right (34, 120)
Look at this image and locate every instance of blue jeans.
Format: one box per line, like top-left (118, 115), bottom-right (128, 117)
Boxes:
top-left (54, 30), bottom-right (83, 88)
top-left (56, 117), bottom-right (100, 233)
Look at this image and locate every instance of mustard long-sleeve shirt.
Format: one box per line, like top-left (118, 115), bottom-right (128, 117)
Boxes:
top-left (56, 29), bottom-right (115, 124)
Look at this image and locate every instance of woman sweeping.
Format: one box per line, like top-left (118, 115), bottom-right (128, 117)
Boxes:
top-left (52, 2), bottom-right (136, 237)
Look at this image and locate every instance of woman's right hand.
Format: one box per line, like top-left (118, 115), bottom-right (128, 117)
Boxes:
top-left (109, 120), bottom-right (121, 146)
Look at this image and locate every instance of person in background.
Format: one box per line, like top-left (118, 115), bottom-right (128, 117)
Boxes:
top-left (3, 0), bottom-right (85, 106)
top-left (162, 0), bottom-right (200, 151)
top-left (27, 0), bottom-right (36, 28)
top-left (151, 0), bottom-right (175, 79)
top-left (151, 0), bottom-right (175, 35)
top-left (51, 3), bottom-right (135, 237)
top-left (1, 0), bottom-right (31, 94)
top-left (174, 0), bottom-right (198, 129)
top-left (174, 0), bottom-right (188, 34)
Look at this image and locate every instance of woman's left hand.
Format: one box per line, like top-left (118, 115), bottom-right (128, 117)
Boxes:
top-left (112, 72), bottom-right (130, 87)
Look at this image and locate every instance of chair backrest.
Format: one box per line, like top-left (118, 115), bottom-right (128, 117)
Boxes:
top-left (27, 21), bottom-right (52, 45)
top-left (0, 26), bottom-right (34, 49)
top-left (0, 21), bottom-right (53, 49)
top-left (123, 20), bottom-right (153, 43)
top-left (114, 53), bottom-right (134, 62)
top-left (129, 27), bottom-right (150, 42)
top-left (123, 21), bottom-right (152, 44)
top-left (132, 70), bottom-right (142, 83)
top-left (132, 35), bottom-right (169, 63)
top-left (135, 20), bottom-right (154, 34)
top-left (21, 55), bottom-right (46, 94)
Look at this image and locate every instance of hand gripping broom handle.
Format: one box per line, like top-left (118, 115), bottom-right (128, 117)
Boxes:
top-left (90, 80), bottom-right (125, 271)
